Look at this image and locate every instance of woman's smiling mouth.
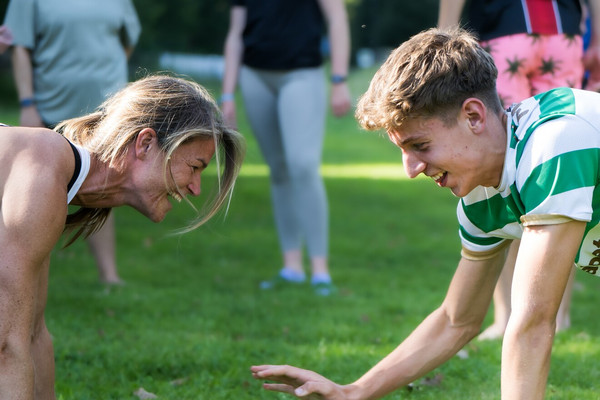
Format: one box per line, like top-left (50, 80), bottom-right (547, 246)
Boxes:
top-left (169, 190), bottom-right (183, 202)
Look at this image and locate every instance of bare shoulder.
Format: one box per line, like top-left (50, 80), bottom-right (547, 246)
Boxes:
top-left (0, 127), bottom-right (74, 246)
top-left (0, 126), bottom-right (73, 181)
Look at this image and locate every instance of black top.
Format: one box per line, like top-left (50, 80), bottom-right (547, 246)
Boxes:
top-left (231, 0), bottom-right (325, 70)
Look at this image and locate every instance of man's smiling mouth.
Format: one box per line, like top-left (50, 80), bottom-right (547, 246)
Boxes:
top-left (430, 171), bottom-right (446, 183)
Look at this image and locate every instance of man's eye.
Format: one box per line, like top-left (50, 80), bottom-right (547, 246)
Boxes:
top-left (413, 143), bottom-right (428, 151)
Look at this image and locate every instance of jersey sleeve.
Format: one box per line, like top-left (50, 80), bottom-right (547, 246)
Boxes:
top-left (516, 116), bottom-right (600, 226)
top-left (458, 186), bottom-right (522, 260)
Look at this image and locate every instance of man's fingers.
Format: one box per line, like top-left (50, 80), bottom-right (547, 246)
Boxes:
top-left (253, 364), bottom-right (300, 378)
top-left (253, 365), bottom-right (324, 388)
top-left (298, 380), bottom-right (337, 398)
top-left (263, 383), bottom-right (297, 395)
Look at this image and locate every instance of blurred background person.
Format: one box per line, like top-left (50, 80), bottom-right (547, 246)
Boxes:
top-left (4, 0), bottom-right (141, 285)
top-left (583, 1), bottom-right (600, 90)
top-left (221, 0), bottom-right (352, 296)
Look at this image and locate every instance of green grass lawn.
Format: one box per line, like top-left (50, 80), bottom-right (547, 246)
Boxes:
top-left (3, 68), bottom-right (600, 399)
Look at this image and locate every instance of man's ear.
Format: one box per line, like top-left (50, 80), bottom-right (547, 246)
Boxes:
top-left (462, 98), bottom-right (487, 134)
top-left (135, 128), bottom-right (158, 159)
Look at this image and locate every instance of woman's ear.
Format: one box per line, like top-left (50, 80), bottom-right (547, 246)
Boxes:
top-left (135, 128), bottom-right (158, 159)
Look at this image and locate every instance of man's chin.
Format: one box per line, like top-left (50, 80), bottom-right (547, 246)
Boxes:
top-left (450, 186), bottom-right (466, 198)
top-left (451, 183), bottom-right (478, 198)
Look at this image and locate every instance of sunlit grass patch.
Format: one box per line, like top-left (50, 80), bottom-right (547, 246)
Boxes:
top-left (238, 163), bottom-right (415, 180)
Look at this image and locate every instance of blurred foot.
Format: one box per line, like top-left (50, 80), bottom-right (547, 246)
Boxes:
top-left (312, 281), bottom-right (337, 296)
top-left (101, 277), bottom-right (125, 286)
top-left (260, 275), bottom-right (306, 290)
top-left (260, 268), bottom-right (305, 290)
top-left (477, 323), bottom-right (506, 341)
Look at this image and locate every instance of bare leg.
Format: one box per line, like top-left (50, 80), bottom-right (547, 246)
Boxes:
top-left (87, 213), bottom-right (122, 284)
top-left (283, 249), bottom-right (304, 274)
top-left (260, 249), bottom-right (305, 290)
top-left (478, 240), bottom-right (518, 340)
top-left (310, 256), bottom-right (336, 295)
top-left (310, 256), bottom-right (328, 277)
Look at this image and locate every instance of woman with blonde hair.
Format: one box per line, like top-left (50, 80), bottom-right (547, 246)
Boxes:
top-left (0, 74), bottom-right (244, 399)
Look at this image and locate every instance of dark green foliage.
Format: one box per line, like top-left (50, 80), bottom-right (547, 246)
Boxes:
top-left (131, 0), bottom-right (230, 54)
top-left (349, 0), bottom-right (438, 50)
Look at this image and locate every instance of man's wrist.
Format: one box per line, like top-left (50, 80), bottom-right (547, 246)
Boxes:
top-left (342, 383), bottom-right (366, 400)
top-left (19, 97), bottom-right (35, 108)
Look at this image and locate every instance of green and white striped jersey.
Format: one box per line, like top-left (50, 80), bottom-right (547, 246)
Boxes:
top-left (458, 87), bottom-right (600, 275)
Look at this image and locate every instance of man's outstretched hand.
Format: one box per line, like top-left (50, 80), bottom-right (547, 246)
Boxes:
top-left (251, 364), bottom-right (353, 399)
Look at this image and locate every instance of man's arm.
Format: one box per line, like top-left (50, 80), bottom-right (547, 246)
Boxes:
top-left (253, 251), bottom-right (507, 399)
top-left (317, 0), bottom-right (352, 117)
top-left (501, 221), bottom-right (585, 399)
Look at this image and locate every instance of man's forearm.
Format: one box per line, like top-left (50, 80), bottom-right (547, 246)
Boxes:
top-left (350, 307), bottom-right (481, 399)
top-left (501, 322), bottom-right (553, 399)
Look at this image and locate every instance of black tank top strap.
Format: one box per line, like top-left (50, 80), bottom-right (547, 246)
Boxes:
top-left (0, 124), bottom-right (81, 191)
top-left (63, 138), bottom-right (82, 192)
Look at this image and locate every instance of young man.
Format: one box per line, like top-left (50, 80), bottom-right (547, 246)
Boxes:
top-left (438, 0), bottom-right (599, 340)
top-left (251, 27), bottom-right (600, 400)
